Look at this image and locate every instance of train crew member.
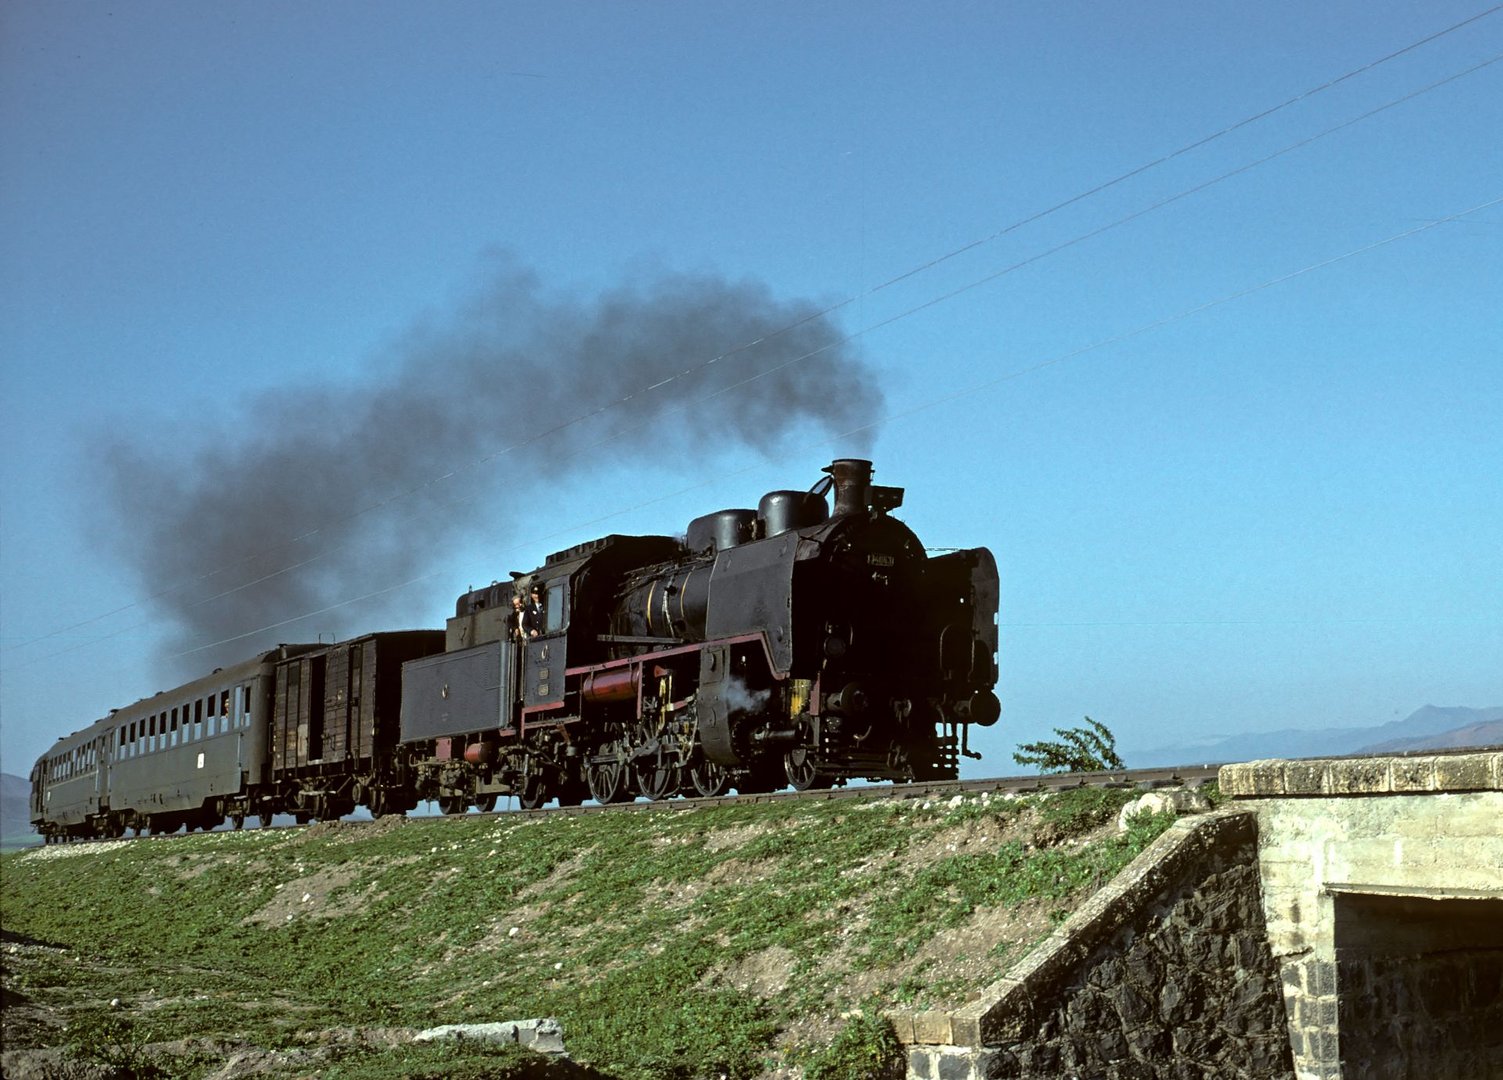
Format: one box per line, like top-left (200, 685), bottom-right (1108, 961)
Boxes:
top-left (510, 594), bottom-right (528, 643)
top-left (524, 585), bottom-right (545, 639)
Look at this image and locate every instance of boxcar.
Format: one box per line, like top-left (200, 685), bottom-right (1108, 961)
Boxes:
top-left (269, 630), bottom-right (446, 820)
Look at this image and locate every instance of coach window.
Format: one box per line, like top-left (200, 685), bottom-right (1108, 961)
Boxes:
top-left (203, 693), bottom-right (214, 739)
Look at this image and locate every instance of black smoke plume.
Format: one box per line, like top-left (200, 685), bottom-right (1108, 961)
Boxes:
top-left (93, 262), bottom-right (883, 674)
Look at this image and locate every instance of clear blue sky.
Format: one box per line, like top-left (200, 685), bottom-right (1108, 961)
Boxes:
top-left (3, 1), bottom-right (1500, 778)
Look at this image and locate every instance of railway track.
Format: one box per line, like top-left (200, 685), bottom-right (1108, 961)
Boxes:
top-left (37, 744), bottom-right (1497, 845)
top-left (37, 763), bottom-right (1225, 846)
top-left (522, 762), bottom-right (1226, 816)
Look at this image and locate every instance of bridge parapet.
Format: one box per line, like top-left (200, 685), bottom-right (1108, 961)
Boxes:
top-left (1220, 748), bottom-right (1503, 798)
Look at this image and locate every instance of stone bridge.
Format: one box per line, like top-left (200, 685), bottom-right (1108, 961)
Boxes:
top-left (891, 749), bottom-right (1502, 1079)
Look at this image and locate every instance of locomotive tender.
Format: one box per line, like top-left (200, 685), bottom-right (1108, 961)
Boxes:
top-left (30, 459), bottom-right (999, 841)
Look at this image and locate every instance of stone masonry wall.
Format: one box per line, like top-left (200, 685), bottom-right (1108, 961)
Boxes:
top-left (894, 809), bottom-right (1294, 1080)
top-left (1339, 947), bottom-right (1503, 1079)
top-left (1335, 890), bottom-right (1503, 1078)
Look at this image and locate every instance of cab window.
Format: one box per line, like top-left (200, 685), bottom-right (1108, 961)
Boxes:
top-left (545, 581), bottom-right (566, 634)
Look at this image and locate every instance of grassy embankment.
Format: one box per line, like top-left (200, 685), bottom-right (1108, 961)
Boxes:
top-left (1, 786), bottom-right (1178, 1079)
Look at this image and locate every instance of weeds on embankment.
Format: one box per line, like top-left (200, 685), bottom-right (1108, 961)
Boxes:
top-left (2, 787), bottom-right (1175, 1079)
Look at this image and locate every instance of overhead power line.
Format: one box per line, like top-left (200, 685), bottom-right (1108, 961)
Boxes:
top-left (147, 192), bottom-right (1503, 663)
top-left (4, 6), bottom-right (1501, 668)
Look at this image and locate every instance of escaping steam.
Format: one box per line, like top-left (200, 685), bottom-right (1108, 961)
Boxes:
top-left (724, 677), bottom-right (773, 718)
top-left (92, 261), bottom-right (884, 675)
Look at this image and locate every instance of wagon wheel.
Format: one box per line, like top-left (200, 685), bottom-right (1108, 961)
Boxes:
top-left (258, 810), bottom-right (274, 829)
top-left (687, 758), bottom-right (730, 798)
top-left (783, 748), bottom-right (832, 792)
top-left (230, 813), bottom-right (246, 831)
top-left (633, 759), bottom-right (681, 801)
top-left (475, 793), bottom-right (498, 813)
top-left (369, 789), bottom-right (390, 819)
top-left (586, 748), bottom-right (631, 804)
top-left (517, 770), bottom-right (549, 810)
top-left (438, 795), bottom-right (467, 816)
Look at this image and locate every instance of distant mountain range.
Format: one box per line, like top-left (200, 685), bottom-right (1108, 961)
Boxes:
top-left (1, 770), bottom-right (34, 848)
top-left (1126, 705), bottom-right (1503, 767)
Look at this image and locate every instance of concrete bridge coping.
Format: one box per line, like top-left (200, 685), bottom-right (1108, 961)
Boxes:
top-left (1218, 748), bottom-right (1503, 798)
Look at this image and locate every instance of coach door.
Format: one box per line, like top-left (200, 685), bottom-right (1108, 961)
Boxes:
top-left (235, 682), bottom-right (245, 772)
top-left (93, 733), bottom-right (107, 805)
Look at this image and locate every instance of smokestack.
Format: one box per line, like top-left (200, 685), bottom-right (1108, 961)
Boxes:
top-left (824, 458), bottom-right (874, 516)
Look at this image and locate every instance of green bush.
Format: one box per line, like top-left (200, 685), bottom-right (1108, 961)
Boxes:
top-left (1014, 717), bottom-right (1125, 773)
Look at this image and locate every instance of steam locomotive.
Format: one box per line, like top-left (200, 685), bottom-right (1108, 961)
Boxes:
top-left (30, 459), bottom-right (999, 841)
